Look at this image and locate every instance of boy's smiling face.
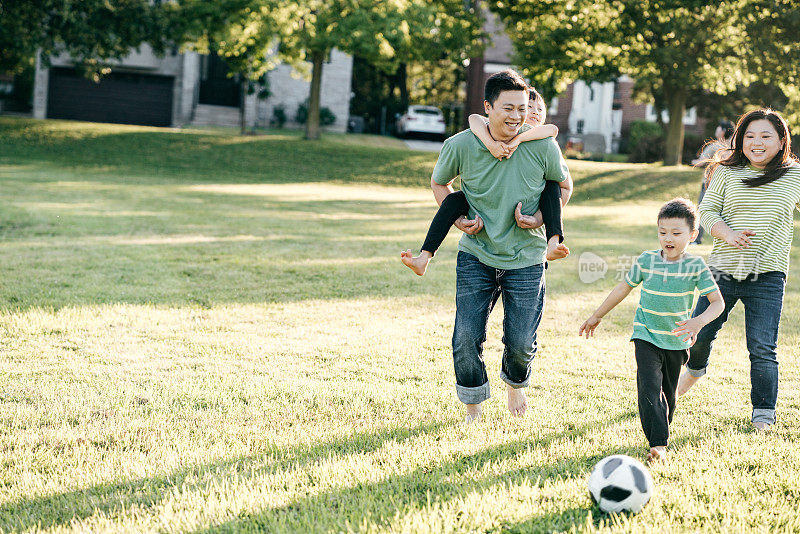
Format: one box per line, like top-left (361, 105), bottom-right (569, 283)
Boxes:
top-left (658, 217), bottom-right (697, 261)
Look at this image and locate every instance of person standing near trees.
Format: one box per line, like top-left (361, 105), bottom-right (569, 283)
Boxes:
top-left (677, 109), bottom-right (800, 431)
top-left (428, 69), bottom-right (571, 424)
top-left (691, 120), bottom-right (734, 244)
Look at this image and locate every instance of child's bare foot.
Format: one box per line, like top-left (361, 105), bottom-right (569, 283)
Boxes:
top-left (507, 384), bottom-right (527, 417)
top-left (546, 242), bottom-right (570, 261)
top-left (400, 249), bottom-right (432, 276)
top-left (677, 371), bottom-right (700, 396)
top-left (647, 446), bottom-right (667, 463)
top-left (463, 404), bottom-right (482, 425)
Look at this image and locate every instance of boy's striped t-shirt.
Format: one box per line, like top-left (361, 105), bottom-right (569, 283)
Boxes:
top-left (625, 250), bottom-right (718, 350)
top-left (700, 165), bottom-right (800, 280)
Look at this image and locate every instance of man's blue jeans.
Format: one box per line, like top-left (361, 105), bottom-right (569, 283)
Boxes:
top-left (687, 269), bottom-right (786, 424)
top-left (452, 251), bottom-right (545, 404)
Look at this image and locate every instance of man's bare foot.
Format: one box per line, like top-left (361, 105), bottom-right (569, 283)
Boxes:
top-left (463, 403), bottom-right (482, 425)
top-left (507, 384), bottom-right (527, 417)
top-left (400, 249), bottom-right (432, 276)
top-left (753, 421), bottom-right (773, 432)
top-left (647, 446), bottom-right (667, 463)
top-left (546, 242), bottom-right (570, 261)
top-left (677, 371), bottom-right (700, 396)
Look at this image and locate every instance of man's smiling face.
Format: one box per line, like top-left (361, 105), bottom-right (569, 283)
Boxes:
top-left (484, 90), bottom-right (528, 142)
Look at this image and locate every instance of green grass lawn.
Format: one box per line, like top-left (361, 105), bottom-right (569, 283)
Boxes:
top-left (1, 117), bottom-right (800, 533)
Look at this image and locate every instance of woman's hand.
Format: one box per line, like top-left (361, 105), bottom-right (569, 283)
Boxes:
top-left (724, 229), bottom-right (756, 250)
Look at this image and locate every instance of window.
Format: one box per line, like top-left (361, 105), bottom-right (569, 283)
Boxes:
top-left (645, 104), bottom-right (698, 125)
top-left (548, 97), bottom-right (559, 116)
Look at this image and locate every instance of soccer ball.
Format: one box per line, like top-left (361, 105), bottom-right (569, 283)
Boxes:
top-left (587, 454), bottom-right (654, 514)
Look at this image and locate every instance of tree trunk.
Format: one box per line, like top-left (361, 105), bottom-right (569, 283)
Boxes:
top-left (304, 50), bottom-right (325, 140)
top-left (240, 79), bottom-right (247, 135)
top-left (463, 55), bottom-right (485, 129)
top-left (396, 62), bottom-right (408, 109)
top-left (663, 88), bottom-right (686, 166)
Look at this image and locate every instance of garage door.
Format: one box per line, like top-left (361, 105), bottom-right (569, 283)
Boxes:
top-left (47, 67), bottom-right (174, 127)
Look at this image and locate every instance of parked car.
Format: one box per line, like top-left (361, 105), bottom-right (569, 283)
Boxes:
top-left (396, 105), bottom-right (447, 140)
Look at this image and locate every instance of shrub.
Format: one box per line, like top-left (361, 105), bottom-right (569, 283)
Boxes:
top-left (295, 101), bottom-right (337, 126)
top-left (628, 120), bottom-right (665, 163)
top-left (682, 132), bottom-right (704, 165)
top-left (629, 135), bottom-right (665, 163)
top-left (271, 105), bottom-right (287, 128)
top-left (628, 120), bottom-right (664, 149)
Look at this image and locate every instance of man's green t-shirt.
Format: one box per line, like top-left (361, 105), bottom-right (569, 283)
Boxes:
top-left (432, 129), bottom-right (570, 269)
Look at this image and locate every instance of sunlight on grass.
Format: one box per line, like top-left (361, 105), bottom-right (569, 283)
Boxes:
top-left (1, 118), bottom-right (799, 532)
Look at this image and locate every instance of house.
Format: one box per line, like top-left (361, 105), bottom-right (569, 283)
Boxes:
top-left (469, 12), bottom-right (708, 153)
top-left (31, 45), bottom-right (353, 132)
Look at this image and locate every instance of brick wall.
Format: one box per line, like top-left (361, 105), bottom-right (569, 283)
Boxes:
top-left (547, 83), bottom-right (574, 142)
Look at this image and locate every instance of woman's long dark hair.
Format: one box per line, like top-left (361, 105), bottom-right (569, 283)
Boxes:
top-left (705, 109), bottom-right (798, 187)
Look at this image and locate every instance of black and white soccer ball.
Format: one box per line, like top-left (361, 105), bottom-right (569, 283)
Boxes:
top-left (587, 454), bottom-right (654, 513)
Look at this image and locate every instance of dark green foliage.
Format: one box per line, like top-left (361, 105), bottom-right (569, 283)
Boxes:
top-left (490, 0), bottom-right (796, 165)
top-left (629, 135), bottom-right (664, 164)
top-left (296, 102), bottom-right (336, 127)
top-left (0, 0), bottom-right (173, 76)
top-left (628, 121), bottom-right (664, 153)
top-left (682, 133), bottom-right (704, 165)
top-left (271, 105), bottom-right (287, 129)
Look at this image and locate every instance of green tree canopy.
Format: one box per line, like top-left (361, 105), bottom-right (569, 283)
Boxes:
top-left (272, 0), bottom-right (485, 139)
top-left (0, 0), bottom-right (172, 77)
top-left (493, 0), bottom-right (759, 165)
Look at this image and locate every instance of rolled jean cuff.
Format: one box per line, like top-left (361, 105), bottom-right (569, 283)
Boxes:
top-left (752, 408), bottom-right (776, 425)
top-left (500, 370), bottom-right (530, 389)
top-left (456, 382), bottom-right (490, 404)
top-left (686, 365), bottom-right (706, 378)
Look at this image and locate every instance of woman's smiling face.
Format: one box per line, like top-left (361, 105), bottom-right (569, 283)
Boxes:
top-left (743, 119), bottom-right (784, 169)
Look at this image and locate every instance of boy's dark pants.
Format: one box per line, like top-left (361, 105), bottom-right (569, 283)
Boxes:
top-left (634, 339), bottom-right (689, 447)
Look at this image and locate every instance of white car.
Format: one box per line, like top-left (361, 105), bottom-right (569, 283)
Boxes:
top-left (396, 105), bottom-right (447, 140)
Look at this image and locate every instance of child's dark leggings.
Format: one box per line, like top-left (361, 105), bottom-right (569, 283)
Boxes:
top-left (420, 180), bottom-right (564, 255)
top-left (633, 339), bottom-right (689, 448)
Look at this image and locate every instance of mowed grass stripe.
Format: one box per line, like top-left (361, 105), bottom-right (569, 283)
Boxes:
top-left (0, 118), bottom-right (799, 533)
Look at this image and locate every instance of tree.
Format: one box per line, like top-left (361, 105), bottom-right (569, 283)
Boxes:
top-left (173, 0), bottom-right (289, 133)
top-left (274, 0), bottom-right (484, 140)
top-left (740, 0), bottom-right (800, 137)
top-left (492, 0), bottom-right (754, 165)
top-left (0, 0), bottom-right (172, 77)
top-left (348, 0), bottom-right (483, 136)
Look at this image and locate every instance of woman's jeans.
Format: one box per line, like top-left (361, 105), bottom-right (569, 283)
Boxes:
top-left (687, 269), bottom-right (786, 424)
top-left (452, 251), bottom-right (545, 404)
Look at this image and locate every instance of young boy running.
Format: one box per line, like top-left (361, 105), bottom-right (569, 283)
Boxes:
top-left (579, 198), bottom-right (725, 461)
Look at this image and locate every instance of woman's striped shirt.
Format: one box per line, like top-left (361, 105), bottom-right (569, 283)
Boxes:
top-left (699, 165), bottom-right (800, 280)
top-left (625, 250), bottom-right (718, 350)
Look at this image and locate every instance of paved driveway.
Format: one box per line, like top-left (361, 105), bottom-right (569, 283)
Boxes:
top-left (404, 139), bottom-right (444, 153)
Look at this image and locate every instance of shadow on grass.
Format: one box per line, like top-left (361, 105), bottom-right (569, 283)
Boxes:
top-left (0, 123), bottom-right (434, 189)
top-left (0, 206), bottom-right (658, 311)
top-left (185, 411), bottom-right (640, 533)
top-left (0, 411), bottom-right (645, 533)
top-left (1, 118), bottom-right (702, 200)
top-left (570, 167), bottom-right (701, 203)
top-left (0, 420), bottom-right (448, 533)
